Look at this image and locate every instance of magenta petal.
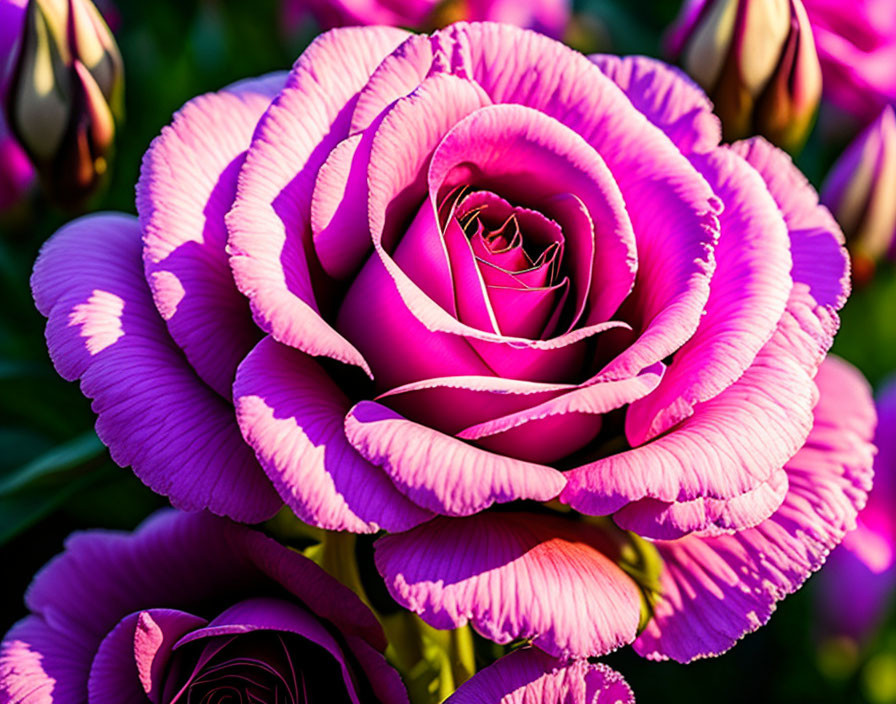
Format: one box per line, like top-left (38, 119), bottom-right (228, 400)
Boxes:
top-left (138, 72), bottom-right (285, 399)
top-left (375, 375), bottom-right (574, 436)
top-left (344, 401), bottom-right (566, 516)
top-left (562, 323), bottom-right (817, 514)
top-left (614, 469), bottom-right (789, 540)
top-left (445, 647), bottom-right (634, 704)
top-left (457, 363), bottom-right (663, 464)
top-left (30, 215), bottom-right (281, 522)
top-left (309, 132), bottom-right (372, 280)
top-left (456, 23), bottom-right (721, 377)
top-left (591, 54), bottom-right (721, 154)
top-left (227, 27), bottom-right (409, 373)
top-left (625, 146), bottom-right (792, 445)
top-left (374, 513), bottom-right (641, 658)
top-left (426, 102), bottom-right (637, 324)
top-left (633, 356), bottom-right (876, 662)
top-left (233, 335), bottom-right (433, 533)
top-left (338, 248), bottom-right (493, 391)
top-left (731, 137), bottom-right (850, 310)
top-left (88, 610), bottom-right (206, 704)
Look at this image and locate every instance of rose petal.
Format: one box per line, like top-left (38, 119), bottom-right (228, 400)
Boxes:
top-left (633, 356), bottom-right (876, 662)
top-left (457, 363), bottom-right (664, 464)
top-left (88, 610), bottom-right (206, 704)
top-left (30, 214), bottom-right (281, 522)
top-left (591, 54), bottom-right (721, 154)
top-left (233, 335), bottom-right (433, 533)
top-left (445, 647), bottom-right (634, 704)
top-left (344, 401), bottom-right (566, 515)
top-left (138, 73), bottom-right (286, 398)
top-left (625, 146), bottom-right (792, 445)
top-left (227, 26), bottom-right (410, 374)
top-left (614, 469), bottom-right (789, 540)
top-left (375, 512), bottom-right (641, 658)
top-left (731, 137), bottom-right (850, 310)
top-left (0, 617), bottom-right (87, 704)
top-left (562, 322), bottom-right (817, 514)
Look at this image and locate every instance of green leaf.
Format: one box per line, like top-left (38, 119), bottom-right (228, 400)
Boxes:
top-left (0, 431), bottom-right (106, 495)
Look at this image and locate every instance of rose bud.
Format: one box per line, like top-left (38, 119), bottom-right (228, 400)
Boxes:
top-left (0, 0), bottom-right (35, 213)
top-left (5, 0), bottom-right (123, 209)
top-left (821, 106), bottom-right (896, 283)
top-left (670, 0), bottom-right (822, 152)
top-left (0, 510), bottom-right (409, 704)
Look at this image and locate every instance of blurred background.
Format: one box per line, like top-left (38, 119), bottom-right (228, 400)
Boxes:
top-left (1, 1), bottom-right (894, 702)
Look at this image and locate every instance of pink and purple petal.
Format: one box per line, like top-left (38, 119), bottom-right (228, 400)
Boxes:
top-left (30, 215), bottom-right (281, 522)
top-left (590, 53), bottom-right (721, 154)
top-left (233, 335), bottom-right (433, 533)
top-left (227, 26), bottom-right (410, 374)
top-left (344, 401), bottom-right (566, 515)
top-left (138, 73), bottom-right (286, 399)
top-left (625, 146), bottom-right (792, 445)
top-left (375, 512), bottom-right (642, 658)
top-left (445, 647), bottom-right (634, 704)
top-left (633, 356), bottom-right (876, 662)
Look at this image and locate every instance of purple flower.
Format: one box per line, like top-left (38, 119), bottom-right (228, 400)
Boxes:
top-left (0, 510), bottom-right (408, 704)
top-left (802, 0), bottom-right (896, 124)
top-left (0, 0), bottom-right (34, 211)
top-left (821, 106), bottom-right (896, 281)
top-left (283, 0), bottom-right (570, 39)
top-left (31, 23), bottom-right (876, 661)
top-left (815, 378), bottom-right (896, 644)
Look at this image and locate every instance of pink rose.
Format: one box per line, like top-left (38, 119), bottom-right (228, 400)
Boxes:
top-left (32, 23), bottom-right (876, 662)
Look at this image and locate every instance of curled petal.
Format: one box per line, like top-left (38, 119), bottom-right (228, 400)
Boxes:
top-left (30, 214), bottom-right (281, 522)
top-left (590, 53), bottom-right (721, 154)
top-left (633, 356), bottom-right (876, 662)
top-left (344, 401), bottom-right (566, 515)
top-left (375, 512), bottom-right (641, 658)
top-left (233, 335), bottom-right (433, 533)
top-left (227, 26), bottom-right (410, 374)
top-left (138, 73), bottom-right (286, 398)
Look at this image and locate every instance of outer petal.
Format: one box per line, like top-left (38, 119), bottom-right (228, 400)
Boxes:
top-left (375, 512), bottom-right (642, 658)
top-left (30, 214), bottom-right (281, 522)
top-left (625, 146), bottom-right (792, 445)
top-left (614, 469), bottom-right (789, 540)
top-left (445, 648), bottom-right (634, 704)
top-left (456, 363), bottom-right (663, 464)
top-left (590, 53), bottom-right (721, 154)
top-left (562, 323), bottom-right (817, 514)
top-left (344, 401), bottom-right (566, 515)
top-left (233, 335), bottom-right (433, 533)
top-left (227, 26), bottom-right (409, 374)
top-left (137, 73), bottom-right (286, 399)
top-left (633, 356), bottom-right (876, 662)
top-left (731, 137), bottom-right (850, 311)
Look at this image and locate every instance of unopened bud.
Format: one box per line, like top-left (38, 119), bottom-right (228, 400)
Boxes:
top-left (822, 107), bottom-right (896, 284)
top-left (670, 0), bottom-right (822, 152)
top-left (5, 0), bottom-right (122, 209)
